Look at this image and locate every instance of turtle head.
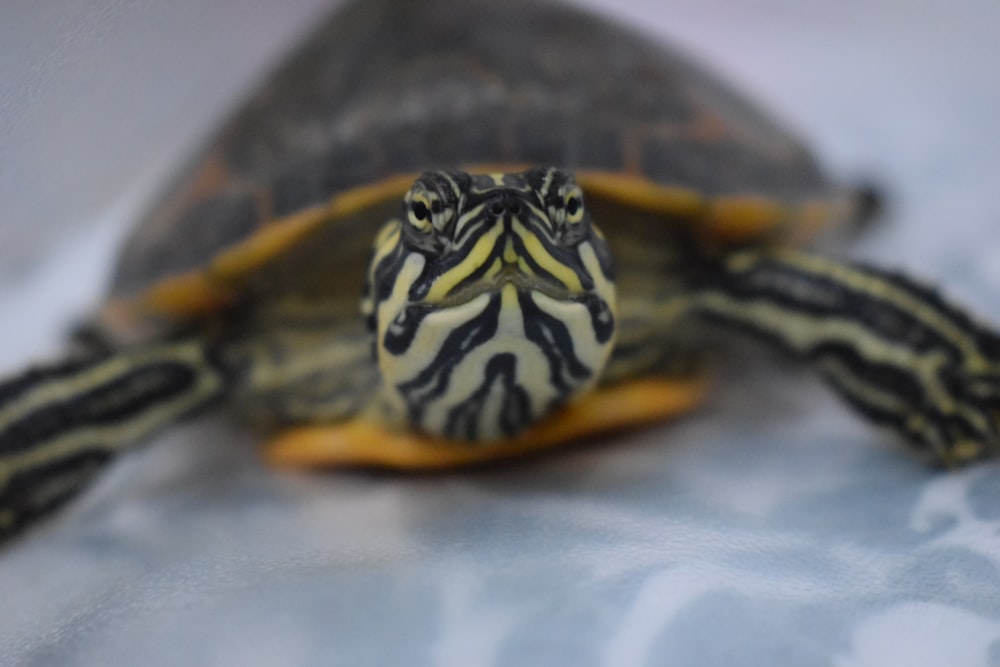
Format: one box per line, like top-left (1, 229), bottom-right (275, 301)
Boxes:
top-left (365, 167), bottom-right (617, 441)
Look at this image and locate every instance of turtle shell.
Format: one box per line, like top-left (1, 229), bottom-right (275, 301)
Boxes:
top-left (102, 0), bottom-right (848, 337)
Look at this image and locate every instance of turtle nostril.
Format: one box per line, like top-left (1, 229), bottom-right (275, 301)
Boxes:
top-left (487, 195), bottom-right (524, 217)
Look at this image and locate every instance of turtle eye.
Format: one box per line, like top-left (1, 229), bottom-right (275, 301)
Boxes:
top-left (407, 195), bottom-right (434, 233)
top-left (564, 187), bottom-right (585, 225)
top-left (412, 201), bottom-right (429, 220)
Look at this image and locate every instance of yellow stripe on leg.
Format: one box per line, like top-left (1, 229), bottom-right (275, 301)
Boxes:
top-left (265, 377), bottom-right (710, 470)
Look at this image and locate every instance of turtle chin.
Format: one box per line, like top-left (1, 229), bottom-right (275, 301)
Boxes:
top-left (376, 281), bottom-right (616, 441)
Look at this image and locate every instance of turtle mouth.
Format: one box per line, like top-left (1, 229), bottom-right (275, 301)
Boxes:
top-left (429, 267), bottom-right (578, 309)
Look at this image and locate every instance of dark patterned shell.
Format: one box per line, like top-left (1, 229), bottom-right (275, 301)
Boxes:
top-left (110, 0), bottom-right (833, 306)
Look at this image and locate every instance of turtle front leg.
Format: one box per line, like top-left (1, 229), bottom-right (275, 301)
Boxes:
top-left (265, 377), bottom-right (708, 470)
top-left (0, 341), bottom-right (231, 542)
top-left (690, 247), bottom-right (1000, 465)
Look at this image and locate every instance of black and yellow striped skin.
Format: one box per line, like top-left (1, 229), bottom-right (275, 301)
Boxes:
top-left (0, 303), bottom-right (387, 543)
top-left (0, 342), bottom-right (232, 538)
top-left (364, 168), bottom-right (616, 441)
top-left (693, 250), bottom-right (1000, 465)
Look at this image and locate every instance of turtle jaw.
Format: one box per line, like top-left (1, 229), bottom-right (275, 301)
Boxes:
top-left (375, 274), bottom-right (617, 442)
top-left (428, 265), bottom-right (577, 310)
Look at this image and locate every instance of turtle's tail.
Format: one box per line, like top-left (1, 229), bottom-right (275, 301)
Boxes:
top-left (687, 246), bottom-right (1000, 466)
top-left (0, 340), bottom-right (232, 543)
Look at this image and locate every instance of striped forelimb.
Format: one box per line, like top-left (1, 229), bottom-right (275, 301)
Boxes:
top-left (691, 247), bottom-right (1000, 465)
top-left (0, 341), bottom-right (230, 542)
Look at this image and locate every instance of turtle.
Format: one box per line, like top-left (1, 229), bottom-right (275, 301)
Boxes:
top-left (1, 0), bottom-right (998, 544)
